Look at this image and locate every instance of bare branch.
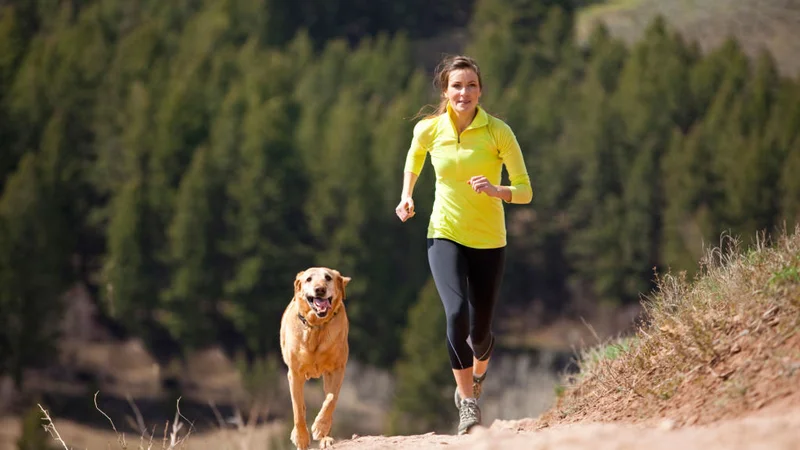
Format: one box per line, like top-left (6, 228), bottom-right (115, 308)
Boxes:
top-left (37, 404), bottom-right (70, 450)
top-left (126, 394), bottom-right (147, 435)
top-left (207, 400), bottom-right (227, 430)
top-left (166, 397), bottom-right (194, 450)
top-left (94, 391), bottom-right (127, 449)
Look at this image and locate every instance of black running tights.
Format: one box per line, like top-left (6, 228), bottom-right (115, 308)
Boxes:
top-left (426, 238), bottom-right (505, 370)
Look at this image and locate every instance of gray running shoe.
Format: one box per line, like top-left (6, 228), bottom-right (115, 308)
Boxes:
top-left (457, 398), bottom-right (481, 435)
top-left (453, 371), bottom-right (488, 407)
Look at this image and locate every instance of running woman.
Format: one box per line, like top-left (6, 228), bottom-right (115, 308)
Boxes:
top-left (395, 54), bottom-right (533, 434)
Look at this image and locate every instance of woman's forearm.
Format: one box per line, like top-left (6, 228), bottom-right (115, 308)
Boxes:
top-left (494, 185), bottom-right (513, 202)
top-left (402, 171), bottom-right (418, 199)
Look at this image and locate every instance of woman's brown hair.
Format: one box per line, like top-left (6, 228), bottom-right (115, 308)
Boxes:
top-left (413, 55), bottom-right (483, 120)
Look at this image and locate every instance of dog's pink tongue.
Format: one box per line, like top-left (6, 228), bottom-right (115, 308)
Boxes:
top-left (313, 297), bottom-right (331, 311)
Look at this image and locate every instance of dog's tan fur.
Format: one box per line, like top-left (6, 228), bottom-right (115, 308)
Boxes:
top-left (280, 267), bottom-right (351, 450)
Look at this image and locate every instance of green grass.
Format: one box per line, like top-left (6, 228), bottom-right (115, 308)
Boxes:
top-left (574, 336), bottom-right (638, 380)
top-left (768, 264), bottom-right (800, 287)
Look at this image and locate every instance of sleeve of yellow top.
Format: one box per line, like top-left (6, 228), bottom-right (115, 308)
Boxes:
top-left (403, 120), bottom-right (430, 175)
top-left (497, 123), bottom-right (533, 204)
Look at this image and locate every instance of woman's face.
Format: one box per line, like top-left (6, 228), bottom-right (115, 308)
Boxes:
top-left (445, 68), bottom-right (481, 115)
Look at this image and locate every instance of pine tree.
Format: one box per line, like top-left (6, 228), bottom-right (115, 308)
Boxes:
top-left (584, 16), bottom-right (695, 304)
top-left (0, 6), bottom-right (25, 184)
top-left (660, 126), bottom-right (721, 274)
top-left (564, 71), bottom-right (629, 305)
top-left (775, 82), bottom-right (800, 228)
top-left (0, 152), bottom-right (70, 385)
top-left (585, 23), bottom-right (628, 94)
top-left (739, 50), bottom-right (779, 136)
top-left (701, 41), bottom-right (750, 136)
top-left (779, 139), bottom-right (800, 228)
top-left (530, 5), bottom-right (578, 77)
top-left (710, 51), bottom-right (783, 243)
top-left (220, 83), bottom-right (309, 354)
top-left (160, 147), bottom-right (225, 349)
top-left (99, 82), bottom-right (166, 342)
top-left (92, 21), bottom-right (163, 195)
top-left (689, 38), bottom-right (748, 124)
top-left (301, 86), bottom-right (371, 315)
top-left (466, 0), bottom-right (529, 95)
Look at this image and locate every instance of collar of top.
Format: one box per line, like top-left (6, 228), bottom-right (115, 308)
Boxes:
top-left (445, 103), bottom-right (489, 132)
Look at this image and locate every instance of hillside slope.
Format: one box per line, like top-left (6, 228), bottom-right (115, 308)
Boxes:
top-left (576, 0), bottom-right (800, 76)
top-left (334, 227), bottom-right (800, 449)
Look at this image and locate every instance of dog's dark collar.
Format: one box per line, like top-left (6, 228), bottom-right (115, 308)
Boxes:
top-left (297, 309), bottom-right (339, 329)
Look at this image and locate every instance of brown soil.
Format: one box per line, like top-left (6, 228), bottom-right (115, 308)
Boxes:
top-left (539, 332), bottom-right (800, 430)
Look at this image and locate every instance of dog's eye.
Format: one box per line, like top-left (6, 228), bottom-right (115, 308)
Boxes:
top-left (324, 274), bottom-right (332, 281)
top-left (306, 276), bottom-right (312, 282)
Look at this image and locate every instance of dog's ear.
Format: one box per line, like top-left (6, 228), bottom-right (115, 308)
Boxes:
top-left (337, 274), bottom-right (351, 300)
top-left (294, 271), bottom-right (305, 295)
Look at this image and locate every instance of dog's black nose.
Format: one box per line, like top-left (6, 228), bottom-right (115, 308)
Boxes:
top-left (314, 287), bottom-right (326, 296)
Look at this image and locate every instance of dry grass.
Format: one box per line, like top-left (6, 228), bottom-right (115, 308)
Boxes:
top-left (37, 393), bottom-right (195, 450)
top-left (576, 0), bottom-right (800, 76)
top-left (30, 392), bottom-right (291, 450)
top-left (578, 0), bottom-right (644, 20)
top-left (543, 225), bottom-right (800, 427)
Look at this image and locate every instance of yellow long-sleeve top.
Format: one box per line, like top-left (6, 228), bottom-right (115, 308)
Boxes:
top-left (404, 104), bottom-right (533, 249)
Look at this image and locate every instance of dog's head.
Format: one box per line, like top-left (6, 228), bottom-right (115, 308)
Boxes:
top-left (294, 267), bottom-right (351, 320)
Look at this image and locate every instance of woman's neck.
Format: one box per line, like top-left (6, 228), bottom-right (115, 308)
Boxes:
top-left (451, 106), bottom-right (478, 134)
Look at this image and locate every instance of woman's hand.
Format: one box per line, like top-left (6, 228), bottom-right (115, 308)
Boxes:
top-left (468, 175), bottom-right (512, 202)
top-left (468, 176), bottom-right (499, 197)
top-left (395, 196), bottom-right (416, 222)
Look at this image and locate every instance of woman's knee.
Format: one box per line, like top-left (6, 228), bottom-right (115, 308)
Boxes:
top-left (471, 332), bottom-right (495, 361)
top-left (446, 309), bottom-right (469, 341)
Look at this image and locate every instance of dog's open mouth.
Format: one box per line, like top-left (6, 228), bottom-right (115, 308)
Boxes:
top-left (307, 296), bottom-right (333, 317)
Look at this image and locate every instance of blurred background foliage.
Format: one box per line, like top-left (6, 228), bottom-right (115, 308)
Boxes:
top-left (0, 0), bottom-right (798, 434)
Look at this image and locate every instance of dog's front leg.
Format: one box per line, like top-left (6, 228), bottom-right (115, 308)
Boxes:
top-left (312, 366), bottom-right (345, 448)
top-left (287, 370), bottom-right (310, 450)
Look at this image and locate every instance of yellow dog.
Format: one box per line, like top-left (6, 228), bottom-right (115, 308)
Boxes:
top-left (280, 267), bottom-right (351, 449)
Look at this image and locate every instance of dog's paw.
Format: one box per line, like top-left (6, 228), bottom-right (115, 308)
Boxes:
top-left (311, 417), bottom-right (332, 440)
top-left (290, 425), bottom-right (310, 450)
top-left (319, 436), bottom-right (335, 449)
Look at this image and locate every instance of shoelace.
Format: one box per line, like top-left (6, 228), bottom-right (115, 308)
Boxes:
top-left (459, 399), bottom-right (480, 423)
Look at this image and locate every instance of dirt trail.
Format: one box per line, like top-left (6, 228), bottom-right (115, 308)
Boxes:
top-left (331, 398), bottom-right (800, 450)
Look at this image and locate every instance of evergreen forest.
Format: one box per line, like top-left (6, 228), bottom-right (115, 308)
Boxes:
top-left (1, 0), bottom-right (798, 406)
